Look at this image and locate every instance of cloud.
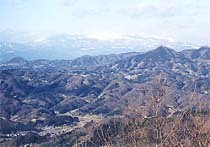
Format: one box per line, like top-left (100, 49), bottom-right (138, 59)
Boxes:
top-left (72, 8), bottom-right (98, 17)
top-left (120, 2), bottom-right (179, 18)
top-left (59, 0), bottom-right (78, 7)
top-left (119, 0), bottom-right (210, 20)
top-left (72, 7), bottom-right (111, 18)
top-left (12, 0), bottom-right (27, 7)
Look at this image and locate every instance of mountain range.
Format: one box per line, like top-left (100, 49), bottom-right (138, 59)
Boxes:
top-left (1, 45), bottom-right (210, 146)
top-left (0, 31), bottom-right (202, 63)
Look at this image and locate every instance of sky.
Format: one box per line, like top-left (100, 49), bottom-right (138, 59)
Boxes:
top-left (0, 0), bottom-right (210, 44)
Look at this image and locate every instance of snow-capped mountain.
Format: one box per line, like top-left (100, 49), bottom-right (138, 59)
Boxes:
top-left (0, 32), bottom-right (201, 63)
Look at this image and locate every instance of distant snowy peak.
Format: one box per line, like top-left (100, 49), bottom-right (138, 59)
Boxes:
top-left (0, 33), bottom-right (203, 63)
top-left (32, 34), bottom-right (201, 51)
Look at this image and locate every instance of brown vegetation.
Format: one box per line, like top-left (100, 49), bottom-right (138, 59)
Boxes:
top-left (83, 78), bottom-right (210, 147)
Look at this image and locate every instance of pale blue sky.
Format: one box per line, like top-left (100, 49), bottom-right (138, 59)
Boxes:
top-left (0, 0), bottom-right (210, 44)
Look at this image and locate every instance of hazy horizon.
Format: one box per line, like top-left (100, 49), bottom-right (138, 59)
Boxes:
top-left (1, 0), bottom-right (210, 45)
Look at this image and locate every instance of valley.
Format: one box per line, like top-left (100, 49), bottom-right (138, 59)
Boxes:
top-left (0, 46), bottom-right (210, 146)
